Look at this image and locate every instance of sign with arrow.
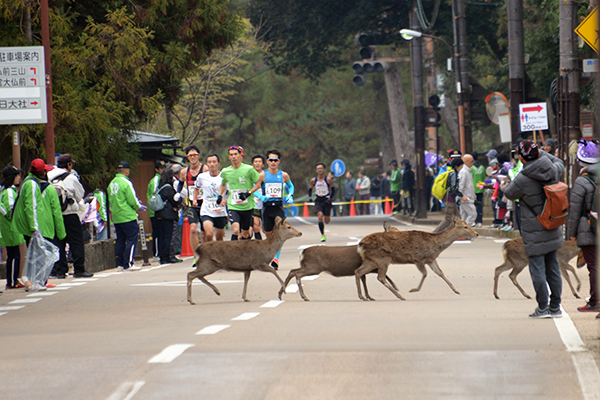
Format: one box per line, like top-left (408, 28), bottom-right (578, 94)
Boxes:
top-left (519, 102), bottom-right (548, 132)
top-left (0, 46), bottom-right (47, 125)
top-left (575, 7), bottom-right (598, 54)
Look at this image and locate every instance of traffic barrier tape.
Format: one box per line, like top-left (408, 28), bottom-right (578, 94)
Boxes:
top-left (284, 198), bottom-right (391, 208)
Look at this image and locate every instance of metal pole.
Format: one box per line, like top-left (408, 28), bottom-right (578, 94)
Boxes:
top-left (451, 1), bottom-right (466, 155)
top-left (454, 0), bottom-right (472, 153)
top-left (508, 0), bottom-right (525, 143)
top-left (41, 0), bottom-right (55, 165)
top-left (410, 4), bottom-right (427, 219)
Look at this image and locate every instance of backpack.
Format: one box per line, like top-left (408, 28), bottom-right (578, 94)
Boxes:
top-left (432, 167), bottom-right (452, 200)
top-left (51, 172), bottom-right (75, 211)
top-left (148, 184), bottom-right (169, 212)
top-left (523, 181), bottom-right (569, 230)
top-left (582, 172), bottom-right (598, 233)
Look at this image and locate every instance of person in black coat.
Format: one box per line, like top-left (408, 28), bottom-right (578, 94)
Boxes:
top-left (401, 159), bottom-right (415, 215)
top-left (155, 168), bottom-right (183, 264)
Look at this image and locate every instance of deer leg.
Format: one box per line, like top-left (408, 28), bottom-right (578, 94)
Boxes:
top-left (493, 262), bottom-right (513, 299)
top-left (507, 265), bottom-right (531, 299)
top-left (355, 260), bottom-right (378, 301)
top-left (377, 265), bottom-right (405, 300)
top-left (279, 269), bottom-right (297, 300)
top-left (361, 275), bottom-right (375, 301)
top-left (560, 265), bottom-right (581, 299)
top-left (242, 271), bottom-right (251, 302)
top-left (386, 275), bottom-right (399, 291)
top-left (409, 263), bottom-right (428, 293)
top-left (187, 271), bottom-right (196, 305)
top-left (427, 259), bottom-right (460, 294)
top-left (199, 277), bottom-right (221, 296)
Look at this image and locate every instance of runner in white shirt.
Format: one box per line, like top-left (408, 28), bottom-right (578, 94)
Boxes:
top-left (195, 154), bottom-right (227, 241)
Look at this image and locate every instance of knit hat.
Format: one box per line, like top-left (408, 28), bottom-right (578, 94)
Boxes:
top-left (576, 140), bottom-right (600, 165)
top-left (486, 149), bottom-right (498, 159)
top-left (517, 140), bottom-right (539, 161)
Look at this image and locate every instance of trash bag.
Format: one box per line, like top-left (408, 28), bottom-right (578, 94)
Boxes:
top-left (21, 233), bottom-right (60, 291)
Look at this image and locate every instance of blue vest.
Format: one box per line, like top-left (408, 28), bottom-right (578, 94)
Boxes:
top-left (262, 170), bottom-right (284, 202)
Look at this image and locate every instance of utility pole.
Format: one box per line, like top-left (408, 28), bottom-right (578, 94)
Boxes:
top-left (425, 37), bottom-right (438, 154)
top-left (410, 4), bottom-right (427, 219)
top-left (453, 0), bottom-right (472, 154)
top-left (559, 0), bottom-right (580, 146)
top-left (41, 0), bottom-right (55, 165)
top-left (507, 0), bottom-right (525, 144)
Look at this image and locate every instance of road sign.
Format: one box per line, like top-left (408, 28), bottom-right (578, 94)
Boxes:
top-left (575, 7), bottom-right (598, 53)
top-left (519, 102), bottom-right (548, 132)
top-left (0, 46), bottom-right (47, 125)
top-left (331, 159), bottom-right (346, 177)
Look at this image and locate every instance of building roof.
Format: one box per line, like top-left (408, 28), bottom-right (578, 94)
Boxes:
top-left (131, 130), bottom-right (179, 144)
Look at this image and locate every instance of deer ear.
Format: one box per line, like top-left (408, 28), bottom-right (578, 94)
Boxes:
top-left (275, 216), bottom-right (283, 225)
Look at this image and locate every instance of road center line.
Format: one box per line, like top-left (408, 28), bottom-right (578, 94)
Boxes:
top-left (260, 300), bottom-right (284, 308)
top-left (231, 312), bottom-right (260, 321)
top-left (196, 325), bottom-right (231, 335)
top-left (148, 344), bottom-right (194, 363)
top-left (10, 298), bottom-right (42, 304)
top-left (57, 282), bottom-right (87, 286)
top-left (27, 292), bottom-right (58, 297)
top-left (0, 306), bottom-right (25, 311)
top-left (47, 286), bottom-right (72, 291)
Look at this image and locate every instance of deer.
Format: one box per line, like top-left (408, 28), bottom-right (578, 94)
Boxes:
top-left (355, 216), bottom-right (478, 301)
top-left (279, 221), bottom-right (400, 301)
top-left (493, 237), bottom-right (582, 299)
top-left (187, 216), bottom-right (302, 304)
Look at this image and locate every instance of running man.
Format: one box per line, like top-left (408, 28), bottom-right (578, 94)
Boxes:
top-left (253, 149), bottom-right (294, 269)
top-left (182, 144), bottom-right (208, 253)
top-left (251, 154), bottom-right (266, 240)
top-left (309, 162), bottom-right (335, 242)
top-left (217, 146), bottom-right (261, 240)
top-left (195, 154), bottom-right (227, 242)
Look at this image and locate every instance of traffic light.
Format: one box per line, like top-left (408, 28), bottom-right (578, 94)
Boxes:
top-left (425, 95), bottom-right (441, 128)
top-left (352, 61), bottom-right (388, 87)
top-left (352, 33), bottom-right (392, 87)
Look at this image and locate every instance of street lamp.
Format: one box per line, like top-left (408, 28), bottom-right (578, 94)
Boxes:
top-left (399, 29), bottom-right (466, 156)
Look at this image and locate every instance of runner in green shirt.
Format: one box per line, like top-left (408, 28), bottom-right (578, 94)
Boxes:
top-left (217, 146), bottom-right (261, 240)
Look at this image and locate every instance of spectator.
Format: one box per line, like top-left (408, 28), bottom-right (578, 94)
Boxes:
top-left (459, 154), bottom-right (477, 226)
top-left (401, 160), bottom-right (415, 215)
top-left (504, 140), bottom-right (565, 318)
top-left (108, 161), bottom-right (146, 272)
top-left (328, 171), bottom-right (338, 216)
top-left (432, 158), bottom-right (464, 233)
top-left (147, 160), bottom-right (166, 260)
top-left (543, 139), bottom-right (556, 157)
top-left (424, 168), bottom-right (434, 212)
top-left (470, 151), bottom-right (485, 227)
top-left (154, 168), bottom-right (183, 264)
top-left (389, 160), bottom-right (402, 213)
top-left (48, 154), bottom-right (93, 278)
top-left (370, 173), bottom-right (383, 215)
top-left (170, 164), bottom-right (186, 261)
top-left (93, 188), bottom-right (109, 240)
top-left (568, 140), bottom-right (599, 313)
top-left (381, 171), bottom-right (391, 200)
top-left (343, 171), bottom-right (357, 216)
top-left (0, 165), bottom-right (26, 289)
top-left (355, 170), bottom-right (371, 215)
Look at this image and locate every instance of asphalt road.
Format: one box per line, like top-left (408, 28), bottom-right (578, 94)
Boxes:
top-left (0, 215), bottom-right (598, 400)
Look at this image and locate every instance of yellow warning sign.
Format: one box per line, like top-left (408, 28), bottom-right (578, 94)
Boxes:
top-left (575, 7), bottom-right (599, 53)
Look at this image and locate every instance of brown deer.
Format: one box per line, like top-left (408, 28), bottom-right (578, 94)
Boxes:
top-left (493, 237), bottom-right (582, 299)
top-left (355, 216), bottom-right (478, 301)
top-left (279, 221), bottom-right (400, 301)
top-left (187, 216), bottom-right (302, 304)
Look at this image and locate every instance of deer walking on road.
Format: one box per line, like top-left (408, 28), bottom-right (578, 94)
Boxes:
top-left (187, 217), bottom-right (302, 304)
top-left (279, 221), bottom-right (399, 301)
top-left (493, 237), bottom-right (581, 299)
top-left (355, 217), bottom-right (478, 301)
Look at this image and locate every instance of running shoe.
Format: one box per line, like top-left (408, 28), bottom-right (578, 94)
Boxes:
top-left (577, 304), bottom-right (600, 312)
top-left (270, 258), bottom-right (279, 270)
top-left (321, 235), bottom-right (326, 242)
top-left (549, 308), bottom-right (562, 318)
top-left (45, 282), bottom-right (56, 288)
top-left (529, 307), bottom-right (551, 319)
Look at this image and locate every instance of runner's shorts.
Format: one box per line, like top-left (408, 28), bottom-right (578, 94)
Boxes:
top-left (228, 209), bottom-right (253, 231)
top-left (314, 198), bottom-right (332, 217)
top-left (185, 206), bottom-right (204, 231)
top-left (200, 215), bottom-right (228, 230)
top-left (262, 202), bottom-right (285, 232)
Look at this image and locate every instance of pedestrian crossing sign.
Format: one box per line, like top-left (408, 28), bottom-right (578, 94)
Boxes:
top-left (575, 7), bottom-right (599, 54)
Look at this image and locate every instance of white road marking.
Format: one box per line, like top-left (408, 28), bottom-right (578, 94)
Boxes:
top-left (71, 278), bottom-right (98, 282)
top-left (148, 344), bottom-right (194, 363)
top-left (10, 298), bottom-right (42, 304)
top-left (196, 325), bottom-right (231, 335)
top-left (261, 300), bottom-right (284, 308)
top-left (0, 312), bottom-right (6, 317)
top-left (27, 292), bottom-right (58, 297)
top-left (231, 312), bottom-right (260, 321)
top-left (57, 282), bottom-right (87, 286)
top-left (294, 216), bottom-right (313, 225)
top-left (107, 381), bottom-right (146, 400)
top-left (47, 286), bottom-right (72, 291)
top-left (286, 284), bottom-right (299, 293)
top-left (297, 244), bottom-right (326, 250)
top-left (130, 280), bottom-right (241, 287)
top-left (346, 241), bottom-right (359, 246)
top-left (349, 236), bottom-right (360, 240)
top-left (452, 240), bottom-right (472, 244)
top-left (0, 306), bottom-right (25, 311)
top-left (494, 239), bottom-right (510, 244)
top-left (303, 275), bottom-right (320, 281)
top-left (553, 307), bottom-right (600, 399)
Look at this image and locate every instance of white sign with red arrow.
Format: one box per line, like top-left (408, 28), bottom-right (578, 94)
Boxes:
top-left (0, 46), bottom-right (47, 125)
top-left (519, 102), bottom-right (548, 132)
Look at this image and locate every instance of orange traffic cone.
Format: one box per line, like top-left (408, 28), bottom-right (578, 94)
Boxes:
top-left (384, 197), bottom-right (392, 214)
top-left (180, 217), bottom-right (194, 257)
top-left (349, 199), bottom-right (357, 216)
top-left (303, 202), bottom-right (310, 217)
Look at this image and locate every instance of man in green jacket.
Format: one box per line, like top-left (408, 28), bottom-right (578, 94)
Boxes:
top-left (147, 160), bottom-right (166, 259)
top-left (389, 160), bottom-right (402, 213)
top-left (108, 161), bottom-right (146, 271)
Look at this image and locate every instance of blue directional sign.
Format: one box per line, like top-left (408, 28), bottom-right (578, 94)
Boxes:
top-left (331, 159), bottom-right (346, 177)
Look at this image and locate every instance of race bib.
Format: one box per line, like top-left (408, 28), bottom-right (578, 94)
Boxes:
top-left (315, 185), bottom-right (328, 196)
top-left (206, 200), bottom-right (224, 213)
top-left (230, 189), bottom-right (249, 205)
top-left (264, 183), bottom-right (282, 198)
